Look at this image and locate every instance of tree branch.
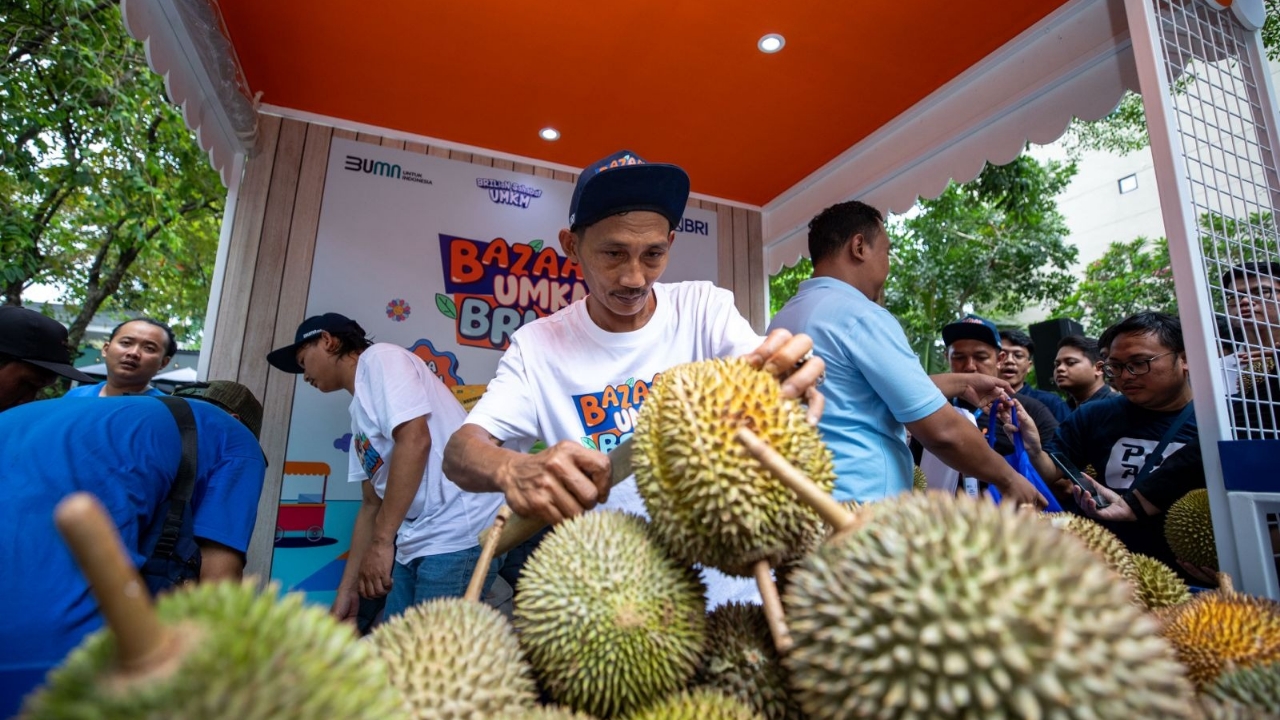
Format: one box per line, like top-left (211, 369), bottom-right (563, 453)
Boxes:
top-left (3, 1), bottom-right (117, 70)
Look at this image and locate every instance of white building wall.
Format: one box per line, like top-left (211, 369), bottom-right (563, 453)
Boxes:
top-left (1029, 59), bottom-right (1280, 271)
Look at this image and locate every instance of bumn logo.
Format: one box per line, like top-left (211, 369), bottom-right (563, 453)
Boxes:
top-left (345, 155), bottom-right (401, 179)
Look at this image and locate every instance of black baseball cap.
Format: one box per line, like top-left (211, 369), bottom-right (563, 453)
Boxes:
top-left (568, 150), bottom-right (690, 230)
top-left (266, 313), bottom-right (365, 374)
top-left (942, 314), bottom-right (1003, 350)
top-left (0, 306), bottom-right (95, 383)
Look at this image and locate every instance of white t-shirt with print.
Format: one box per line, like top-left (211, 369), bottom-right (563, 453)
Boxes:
top-left (349, 343), bottom-right (502, 564)
top-left (466, 281), bottom-right (766, 606)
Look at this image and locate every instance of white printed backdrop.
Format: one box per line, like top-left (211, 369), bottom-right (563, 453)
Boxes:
top-left (271, 138), bottom-right (718, 601)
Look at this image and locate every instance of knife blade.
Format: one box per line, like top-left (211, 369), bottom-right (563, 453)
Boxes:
top-left (481, 436), bottom-right (635, 557)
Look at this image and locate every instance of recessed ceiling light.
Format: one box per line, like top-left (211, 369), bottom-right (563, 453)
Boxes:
top-left (758, 33), bottom-right (785, 53)
top-left (539, 127), bottom-right (561, 141)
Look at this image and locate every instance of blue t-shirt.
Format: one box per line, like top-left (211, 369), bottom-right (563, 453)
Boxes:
top-left (770, 277), bottom-right (947, 502)
top-left (63, 381), bottom-right (167, 397)
top-left (0, 397), bottom-right (264, 714)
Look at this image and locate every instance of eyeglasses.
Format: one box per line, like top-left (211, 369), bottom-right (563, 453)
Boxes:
top-left (1101, 351), bottom-right (1177, 379)
top-left (1225, 285), bottom-right (1277, 306)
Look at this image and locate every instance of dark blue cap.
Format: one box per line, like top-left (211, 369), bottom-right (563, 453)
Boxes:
top-left (266, 312), bottom-right (366, 374)
top-left (568, 150), bottom-right (690, 230)
top-left (942, 314), bottom-right (1003, 350)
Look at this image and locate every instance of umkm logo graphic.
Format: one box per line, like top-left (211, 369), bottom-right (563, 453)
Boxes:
top-left (476, 178), bottom-right (542, 209)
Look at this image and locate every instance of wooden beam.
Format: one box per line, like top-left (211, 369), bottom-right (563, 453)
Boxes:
top-left (209, 114), bottom-right (282, 381)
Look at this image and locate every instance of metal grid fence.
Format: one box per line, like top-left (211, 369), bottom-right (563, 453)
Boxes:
top-left (1156, 0), bottom-right (1280, 441)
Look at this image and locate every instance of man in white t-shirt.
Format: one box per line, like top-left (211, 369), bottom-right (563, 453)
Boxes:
top-left (268, 313), bottom-right (502, 621)
top-left (442, 150), bottom-right (825, 604)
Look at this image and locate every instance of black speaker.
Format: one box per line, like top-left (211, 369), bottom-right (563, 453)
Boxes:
top-left (1028, 318), bottom-right (1085, 391)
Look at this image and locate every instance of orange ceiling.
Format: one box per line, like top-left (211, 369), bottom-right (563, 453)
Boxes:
top-left (215, 1), bottom-right (1072, 206)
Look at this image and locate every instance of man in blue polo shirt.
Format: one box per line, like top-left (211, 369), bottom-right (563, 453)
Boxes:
top-left (769, 200), bottom-right (1044, 507)
top-left (0, 387), bottom-right (266, 714)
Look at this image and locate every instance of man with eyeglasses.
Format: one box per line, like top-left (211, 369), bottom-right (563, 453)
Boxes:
top-left (1000, 311), bottom-right (1203, 579)
top-left (1223, 261), bottom-right (1279, 438)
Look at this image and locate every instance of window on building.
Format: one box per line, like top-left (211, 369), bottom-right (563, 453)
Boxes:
top-left (1118, 174), bottom-right (1139, 194)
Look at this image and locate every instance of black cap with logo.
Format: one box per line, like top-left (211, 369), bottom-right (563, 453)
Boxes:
top-left (266, 313), bottom-right (366, 374)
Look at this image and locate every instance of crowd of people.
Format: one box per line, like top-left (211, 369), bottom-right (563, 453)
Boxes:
top-left (0, 149), bottom-right (1276, 714)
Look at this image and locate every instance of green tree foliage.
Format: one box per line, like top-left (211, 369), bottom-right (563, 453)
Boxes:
top-left (1, 0), bottom-right (222, 348)
top-left (769, 257), bottom-right (811, 316)
top-left (1053, 237), bottom-right (1176, 336)
top-left (1062, 0), bottom-right (1280, 158)
top-left (885, 156), bottom-right (1079, 372)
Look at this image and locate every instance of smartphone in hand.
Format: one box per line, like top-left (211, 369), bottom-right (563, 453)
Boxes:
top-left (1049, 452), bottom-right (1110, 509)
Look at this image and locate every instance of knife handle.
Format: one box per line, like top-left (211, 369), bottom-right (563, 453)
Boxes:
top-left (483, 511), bottom-right (548, 557)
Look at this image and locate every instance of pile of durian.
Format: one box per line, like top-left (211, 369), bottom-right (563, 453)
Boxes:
top-left (21, 360), bottom-right (1280, 719)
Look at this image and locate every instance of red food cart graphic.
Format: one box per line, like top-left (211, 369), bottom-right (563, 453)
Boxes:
top-left (276, 461), bottom-right (330, 544)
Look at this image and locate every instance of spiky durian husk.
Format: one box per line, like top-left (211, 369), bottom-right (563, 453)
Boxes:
top-left (695, 602), bottom-right (803, 720)
top-left (1160, 586), bottom-right (1280, 689)
top-left (1044, 512), bottom-right (1135, 580)
top-left (633, 358), bottom-right (835, 576)
top-left (24, 582), bottom-right (404, 719)
top-left (513, 708), bottom-right (599, 719)
top-left (1207, 662), bottom-right (1280, 716)
top-left (1166, 489), bottom-right (1219, 570)
top-left (1196, 695), bottom-right (1280, 720)
top-left (368, 596), bottom-right (536, 718)
top-left (1132, 554), bottom-right (1191, 610)
top-left (515, 511), bottom-right (706, 719)
top-left (912, 466), bottom-right (928, 492)
top-left (784, 493), bottom-right (1195, 719)
top-left (626, 689), bottom-right (763, 720)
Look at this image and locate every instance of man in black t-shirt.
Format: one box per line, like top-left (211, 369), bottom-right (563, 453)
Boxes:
top-left (1006, 312), bottom-right (1204, 580)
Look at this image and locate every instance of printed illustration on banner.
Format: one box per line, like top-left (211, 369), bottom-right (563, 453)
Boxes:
top-left (435, 234), bottom-right (587, 351)
top-left (408, 338), bottom-right (464, 388)
top-left (574, 374), bottom-right (660, 452)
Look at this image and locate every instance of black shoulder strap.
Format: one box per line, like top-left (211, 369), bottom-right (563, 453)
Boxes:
top-left (1135, 401), bottom-right (1195, 483)
top-left (155, 396), bottom-right (199, 557)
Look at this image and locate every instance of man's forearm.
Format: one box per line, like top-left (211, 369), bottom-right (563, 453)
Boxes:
top-left (924, 431), bottom-right (1024, 490)
top-left (443, 424), bottom-right (517, 493)
top-left (375, 435), bottom-right (429, 546)
top-left (341, 502), bottom-right (377, 589)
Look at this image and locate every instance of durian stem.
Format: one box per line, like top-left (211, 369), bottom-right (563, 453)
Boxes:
top-left (736, 427), bottom-right (856, 531)
top-left (54, 492), bottom-right (172, 672)
top-left (466, 506), bottom-right (511, 602)
top-left (754, 560), bottom-right (793, 654)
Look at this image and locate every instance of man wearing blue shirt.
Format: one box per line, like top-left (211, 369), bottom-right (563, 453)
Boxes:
top-left (769, 200), bottom-right (1043, 507)
top-left (64, 318), bottom-right (176, 397)
top-left (0, 389), bottom-right (266, 713)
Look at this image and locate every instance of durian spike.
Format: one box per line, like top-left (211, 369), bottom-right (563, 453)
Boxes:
top-left (1217, 572), bottom-right (1235, 594)
top-left (753, 559), bottom-right (793, 654)
top-left (736, 427), bottom-right (856, 531)
top-left (466, 505), bottom-right (511, 602)
top-left (54, 493), bottom-right (180, 674)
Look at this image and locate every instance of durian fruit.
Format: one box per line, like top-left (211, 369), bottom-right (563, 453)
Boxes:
top-left (912, 465), bottom-right (928, 492)
top-left (513, 708), bottom-right (599, 719)
top-left (1206, 662), bottom-right (1280, 716)
top-left (1196, 694), bottom-right (1280, 720)
top-left (633, 358), bottom-right (835, 576)
top-left (1044, 512), bottom-right (1135, 580)
top-left (784, 493), bottom-right (1195, 719)
top-left (515, 511), bottom-right (706, 719)
top-left (1159, 578), bottom-right (1280, 689)
top-left (368, 596), bottom-right (536, 718)
top-left (24, 581), bottom-right (405, 719)
top-left (1166, 488), bottom-right (1219, 570)
top-left (625, 689), bottom-right (763, 720)
top-left (695, 602), bottom-right (803, 720)
top-left (1132, 554), bottom-right (1191, 610)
